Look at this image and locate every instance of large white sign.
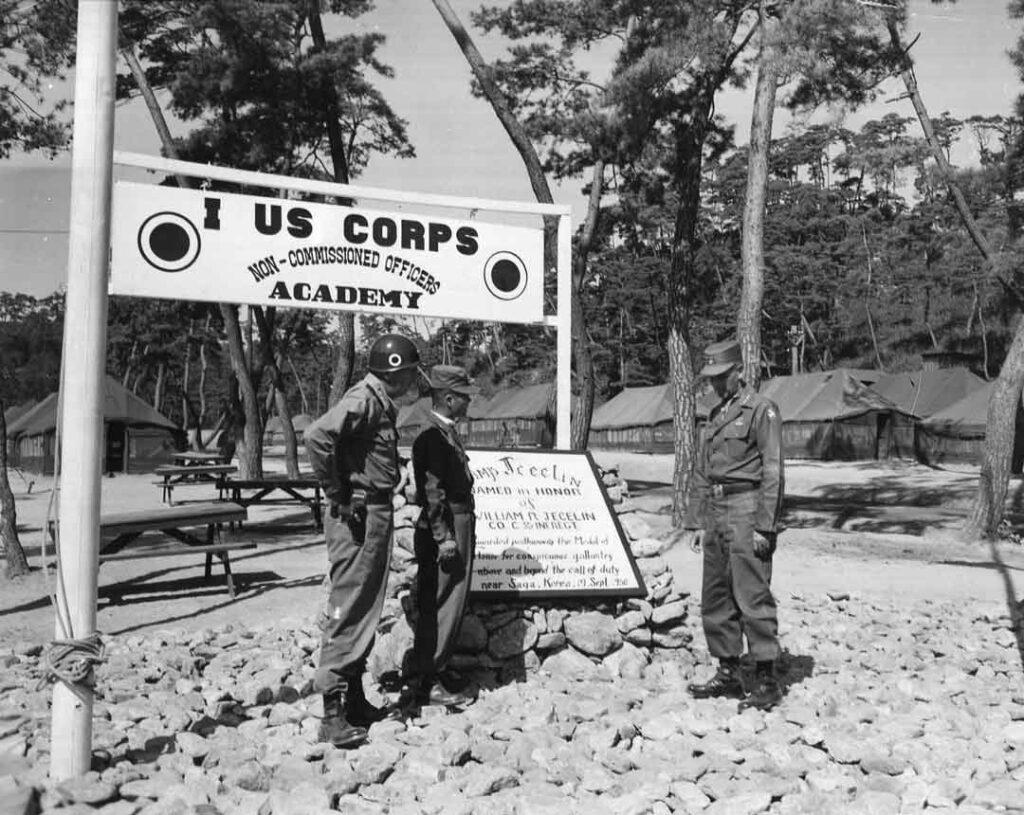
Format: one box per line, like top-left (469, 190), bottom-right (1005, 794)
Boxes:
top-left (109, 182), bottom-right (545, 323)
top-left (469, 449), bottom-right (646, 599)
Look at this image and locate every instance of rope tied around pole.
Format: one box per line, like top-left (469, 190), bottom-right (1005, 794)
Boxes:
top-left (36, 633), bottom-right (105, 692)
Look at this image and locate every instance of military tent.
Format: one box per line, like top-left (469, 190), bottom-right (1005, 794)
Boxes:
top-left (873, 368), bottom-right (985, 419)
top-left (3, 401), bottom-right (35, 459)
top-left (5, 377), bottom-right (183, 475)
top-left (872, 368), bottom-right (986, 457)
top-left (759, 370), bottom-right (912, 460)
top-left (263, 413), bottom-right (312, 445)
top-left (468, 383), bottom-right (556, 448)
top-left (917, 383), bottom-right (1024, 469)
top-left (588, 385), bottom-right (719, 453)
top-left (395, 397), bottom-right (471, 446)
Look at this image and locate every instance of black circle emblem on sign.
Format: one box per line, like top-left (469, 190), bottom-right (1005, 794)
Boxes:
top-left (137, 212), bottom-right (201, 273)
top-left (483, 251), bottom-right (528, 301)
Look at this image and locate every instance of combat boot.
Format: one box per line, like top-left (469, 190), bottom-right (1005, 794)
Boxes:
top-left (687, 658), bottom-right (744, 699)
top-left (399, 674), bottom-right (475, 715)
top-left (738, 661), bottom-right (783, 712)
top-left (344, 674), bottom-right (401, 728)
top-left (318, 688), bottom-right (368, 748)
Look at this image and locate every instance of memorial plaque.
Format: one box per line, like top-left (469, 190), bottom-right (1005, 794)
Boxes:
top-left (469, 449), bottom-right (646, 599)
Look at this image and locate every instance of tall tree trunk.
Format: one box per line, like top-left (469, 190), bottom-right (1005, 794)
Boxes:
top-left (254, 308), bottom-right (300, 477)
top-left (308, 0), bottom-right (357, 405)
top-left (668, 114), bottom-right (710, 526)
top-left (569, 160), bottom-right (604, 450)
top-left (737, 10), bottom-right (779, 389)
top-left (123, 45), bottom-right (265, 477)
top-left (329, 316), bottom-right (355, 406)
top-left (222, 305), bottom-right (263, 478)
top-left (287, 355), bottom-right (311, 415)
top-left (0, 402), bottom-right (29, 578)
top-left (153, 360), bottom-right (165, 412)
top-left (967, 321), bottom-right (1024, 537)
top-left (197, 313), bottom-right (211, 445)
top-left (432, 0), bottom-right (592, 447)
top-left (886, 20), bottom-right (1024, 537)
top-left (182, 320), bottom-right (193, 434)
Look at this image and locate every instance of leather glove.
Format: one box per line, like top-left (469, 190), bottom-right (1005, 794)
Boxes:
top-left (329, 501), bottom-right (348, 520)
top-left (437, 539), bottom-right (459, 574)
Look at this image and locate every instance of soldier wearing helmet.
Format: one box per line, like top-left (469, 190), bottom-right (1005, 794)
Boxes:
top-left (305, 332), bottom-right (420, 747)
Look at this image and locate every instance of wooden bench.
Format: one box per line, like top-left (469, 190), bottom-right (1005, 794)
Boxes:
top-left (50, 502), bottom-right (252, 599)
top-left (220, 476), bottom-right (324, 530)
top-left (153, 464), bottom-right (237, 504)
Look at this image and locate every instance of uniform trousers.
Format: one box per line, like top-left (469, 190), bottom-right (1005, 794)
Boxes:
top-left (408, 510), bottom-right (475, 680)
top-left (316, 503), bottom-right (394, 692)
top-left (700, 490), bottom-right (780, 662)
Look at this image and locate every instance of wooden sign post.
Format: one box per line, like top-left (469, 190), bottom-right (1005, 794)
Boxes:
top-left (50, 0), bottom-right (117, 781)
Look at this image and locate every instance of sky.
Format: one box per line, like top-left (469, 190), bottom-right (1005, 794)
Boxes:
top-left (0, 0), bottom-right (1020, 299)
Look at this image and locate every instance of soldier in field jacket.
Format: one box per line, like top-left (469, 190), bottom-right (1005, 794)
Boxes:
top-left (683, 338), bottom-right (786, 712)
top-left (304, 333), bottom-right (420, 747)
top-left (403, 365), bottom-right (480, 711)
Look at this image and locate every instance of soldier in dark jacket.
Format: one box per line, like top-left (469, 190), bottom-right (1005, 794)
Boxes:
top-left (305, 334), bottom-right (420, 747)
top-left (683, 338), bottom-right (785, 711)
top-left (403, 365), bottom-right (479, 711)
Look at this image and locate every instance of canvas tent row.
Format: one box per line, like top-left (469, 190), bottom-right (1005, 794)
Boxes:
top-left (468, 383), bottom-right (557, 448)
top-left (759, 369), bottom-right (912, 460)
top-left (5, 376), bottom-right (183, 475)
top-left (872, 368), bottom-right (985, 419)
top-left (588, 385), bottom-right (719, 453)
top-left (916, 382), bottom-right (1024, 469)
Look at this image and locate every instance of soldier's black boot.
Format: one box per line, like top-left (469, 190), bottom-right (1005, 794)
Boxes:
top-left (318, 687), bottom-right (368, 748)
top-left (344, 674), bottom-right (401, 728)
top-left (687, 657), bottom-right (744, 699)
top-left (400, 674), bottom-right (475, 714)
top-left (738, 661), bottom-right (783, 712)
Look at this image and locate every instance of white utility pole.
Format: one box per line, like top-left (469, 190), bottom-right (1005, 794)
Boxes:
top-left (49, 0), bottom-right (117, 780)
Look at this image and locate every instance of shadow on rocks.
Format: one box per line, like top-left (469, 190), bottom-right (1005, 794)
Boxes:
top-left (771, 648), bottom-right (815, 695)
top-left (988, 539), bottom-right (1024, 673)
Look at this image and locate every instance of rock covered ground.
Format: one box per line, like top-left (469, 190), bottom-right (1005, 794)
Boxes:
top-left (3, 457), bottom-right (1024, 814)
top-left (2, 590), bottom-right (1024, 814)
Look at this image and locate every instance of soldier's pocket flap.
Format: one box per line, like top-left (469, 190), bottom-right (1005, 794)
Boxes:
top-left (723, 413), bottom-right (752, 438)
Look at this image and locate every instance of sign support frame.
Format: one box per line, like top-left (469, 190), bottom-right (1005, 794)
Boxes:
top-left (112, 151), bottom-right (574, 448)
top-left (50, 0), bottom-right (117, 781)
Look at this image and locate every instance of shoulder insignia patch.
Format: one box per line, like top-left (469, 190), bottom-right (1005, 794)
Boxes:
top-left (766, 407), bottom-right (776, 419)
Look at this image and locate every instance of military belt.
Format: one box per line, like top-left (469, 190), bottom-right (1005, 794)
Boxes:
top-left (709, 481), bottom-right (757, 498)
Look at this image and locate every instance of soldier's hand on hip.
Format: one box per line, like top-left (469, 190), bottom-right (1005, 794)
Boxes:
top-left (753, 530), bottom-right (775, 559)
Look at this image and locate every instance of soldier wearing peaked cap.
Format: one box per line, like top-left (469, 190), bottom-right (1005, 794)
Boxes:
top-left (683, 338), bottom-right (786, 712)
top-left (304, 333), bottom-right (421, 747)
top-left (401, 364), bottom-right (480, 712)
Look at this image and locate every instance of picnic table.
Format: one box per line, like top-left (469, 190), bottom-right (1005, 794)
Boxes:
top-left (49, 502), bottom-right (252, 600)
top-left (172, 450), bottom-right (230, 466)
top-left (220, 475), bottom-right (324, 530)
top-left (154, 463), bottom-right (238, 504)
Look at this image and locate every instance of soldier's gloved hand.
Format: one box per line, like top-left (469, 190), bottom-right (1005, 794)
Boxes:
top-left (752, 530), bottom-right (775, 559)
top-left (437, 539), bottom-right (459, 573)
top-left (329, 501), bottom-right (349, 520)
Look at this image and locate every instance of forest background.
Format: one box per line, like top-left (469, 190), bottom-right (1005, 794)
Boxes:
top-left (3, 0), bottom-right (1021, 420)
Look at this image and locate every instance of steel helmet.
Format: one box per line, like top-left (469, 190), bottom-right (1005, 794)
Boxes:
top-left (368, 333), bottom-right (420, 374)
